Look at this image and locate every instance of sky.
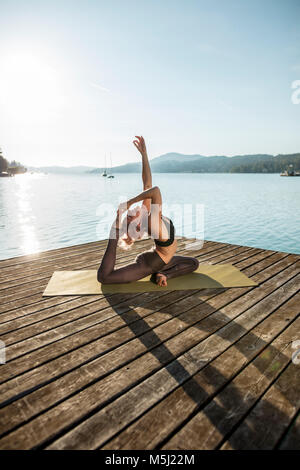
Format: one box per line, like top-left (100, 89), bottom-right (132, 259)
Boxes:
top-left (0, 0), bottom-right (300, 167)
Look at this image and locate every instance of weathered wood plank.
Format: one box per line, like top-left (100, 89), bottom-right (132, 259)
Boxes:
top-left (0, 239), bottom-right (298, 450)
top-left (0, 251), bottom-right (292, 382)
top-left (0, 237), bottom-right (162, 286)
top-left (0, 238), bottom-right (212, 306)
top-left (0, 250), bottom-right (268, 406)
top-left (0, 235), bottom-right (203, 270)
top-left (0, 243), bottom-right (256, 324)
top-left (0, 238), bottom-right (156, 295)
top-left (0, 237), bottom-right (206, 280)
top-left (0, 241), bottom-right (238, 325)
top-left (0, 239), bottom-right (107, 277)
top-left (0, 243), bottom-right (262, 321)
top-left (0, 266), bottom-right (298, 448)
top-left (101, 294), bottom-right (300, 450)
top-left (278, 411), bottom-right (300, 450)
top-left (220, 358), bottom-right (300, 450)
top-left (0, 239), bottom-right (108, 268)
top-left (0, 238), bottom-right (223, 270)
top-left (0, 251), bottom-right (257, 333)
top-left (44, 282), bottom-right (299, 450)
top-left (0, 239), bottom-right (179, 312)
top-left (0, 245), bottom-right (258, 337)
top-left (161, 316), bottom-right (300, 450)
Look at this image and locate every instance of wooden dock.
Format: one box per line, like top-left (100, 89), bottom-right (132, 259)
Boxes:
top-left (0, 237), bottom-right (299, 450)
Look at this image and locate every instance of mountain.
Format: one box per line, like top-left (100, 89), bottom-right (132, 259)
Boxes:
top-left (27, 152), bottom-right (300, 174)
top-left (88, 152), bottom-right (300, 174)
top-left (26, 165), bottom-right (96, 174)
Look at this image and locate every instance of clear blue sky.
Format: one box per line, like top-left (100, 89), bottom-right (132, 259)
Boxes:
top-left (0, 0), bottom-right (299, 167)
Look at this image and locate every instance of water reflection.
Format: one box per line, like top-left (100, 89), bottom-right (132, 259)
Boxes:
top-left (15, 174), bottom-right (40, 255)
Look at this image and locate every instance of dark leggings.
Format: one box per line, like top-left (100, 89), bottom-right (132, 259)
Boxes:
top-left (151, 254), bottom-right (199, 283)
top-left (97, 238), bottom-right (199, 285)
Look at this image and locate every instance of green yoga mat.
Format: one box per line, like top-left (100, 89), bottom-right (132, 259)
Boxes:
top-left (43, 264), bottom-right (257, 296)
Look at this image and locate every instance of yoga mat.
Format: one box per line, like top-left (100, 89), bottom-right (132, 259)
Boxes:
top-left (43, 264), bottom-right (257, 296)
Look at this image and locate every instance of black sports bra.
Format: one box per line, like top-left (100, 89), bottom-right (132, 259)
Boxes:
top-left (154, 216), bottom-right (175, 247)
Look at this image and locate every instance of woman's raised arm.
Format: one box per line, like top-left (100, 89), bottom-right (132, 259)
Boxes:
top-left (120, 185), bottom-right (162, 211)
top-left (133, 135), bottom-right (152, 211)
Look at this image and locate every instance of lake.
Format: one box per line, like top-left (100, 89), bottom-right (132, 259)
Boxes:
top-left (0, 172), bottom-right (299, 260)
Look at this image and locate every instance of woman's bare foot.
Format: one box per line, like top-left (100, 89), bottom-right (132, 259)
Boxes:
top-left (156, 273), bottom-right (167, 287)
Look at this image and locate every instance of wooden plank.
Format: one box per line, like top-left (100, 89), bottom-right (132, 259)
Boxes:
top-left (1, 241), bottom-right (295, 450)
top-left (0, 239), bottom-right (179, 312)
top-left (160, 317), bottom-right (300, 450)
top-left (0, 237), bottom-right (204, 278)
top-left (45, 286), bottom-right (300, 450)
top-left (0, 235), bottom-right (207, 269)
top-left (0, 251), bottom-right (292, 381)
top-left (0, 244), bottom-right (258, 345)
top-left (0, 250), bottom-right (267, 405)
top-left (0, 265), bottom-right (298, 448)
top-left (0, 243), bottom-right (263, 320)
top-left (0, 244), bottom-right (237, 319)
top-left (0, 245), bottom-right (133, 287)
top-left (0, 234), bottom-right (166, 270)
top-left (1, 239), bottom-right (232, 298)
top-left (278, 411), bottom-right (300, 450)
top-left (0, 239), bottom-right (108, 268)
top-left (0, 289), bottom-right (186, 380)
top-left (0, 252), bottom-right (293, 397)
top-left (0, 237), bottom-right (165, 286)
top-left (0, 239), bottom-right (107, 276)
top-left (220, 359), bottom-right (300, 449)
top-left (0, 237), bottom-right (211, 282)
top-left (0, 238), bottom-right (215, 306)
top-left (2, 243), bottom-right (268, 313)
top-left (0, 294), bottom-right (188, 402)
top-left (0, 246), bottom-right (257, 327)
top-left (0, 238), bottom-right (157, 295)
top-left (101, 295), bottom-right (300, 450)
top-left (0, 245), bottom-right (258, 332)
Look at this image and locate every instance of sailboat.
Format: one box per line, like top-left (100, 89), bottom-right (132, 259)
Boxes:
top-left (102, 154), bottom-right (107, 177)
top-left (107, 153), bottom-right (115, 178)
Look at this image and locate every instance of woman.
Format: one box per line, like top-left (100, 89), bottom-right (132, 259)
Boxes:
top-left (97, 136), bottom-right (199, 287)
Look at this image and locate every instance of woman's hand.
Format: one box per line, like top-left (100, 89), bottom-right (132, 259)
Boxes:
top-left (133, 135), bottom-right (147, 156)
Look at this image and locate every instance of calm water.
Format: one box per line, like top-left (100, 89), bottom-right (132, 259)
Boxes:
top-left (0, 172), bottom-right (299, 260)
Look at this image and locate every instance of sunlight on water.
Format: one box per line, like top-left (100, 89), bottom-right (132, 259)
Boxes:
top-left (0, 172), bottom-right (299, 260)
top-left (15, 174), bottom-right (40, 255)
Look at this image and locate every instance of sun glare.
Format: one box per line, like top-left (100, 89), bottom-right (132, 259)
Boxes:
top-left (0, 52), bottom-right (63, 123)
top-left (16, 174), bottom-right (40, 255)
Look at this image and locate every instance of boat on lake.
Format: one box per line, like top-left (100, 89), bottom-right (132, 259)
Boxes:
top-left (102, 154), bottom-right (107, 177)
top-left (107, 153), bottom-right (115, 178)
top-left (280, 164), bottom-right (300, 176)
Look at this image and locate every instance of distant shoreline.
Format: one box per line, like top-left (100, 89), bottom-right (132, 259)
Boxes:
top-left (25, 151), bottom-right (300, 175)
top-left (16, 171), bottom-right (300, 176)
